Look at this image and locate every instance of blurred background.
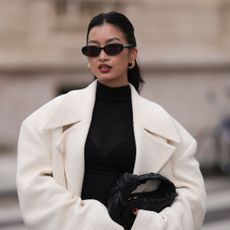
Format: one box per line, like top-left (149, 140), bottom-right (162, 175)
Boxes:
top-left (0, 0), bottom-right (230, 229)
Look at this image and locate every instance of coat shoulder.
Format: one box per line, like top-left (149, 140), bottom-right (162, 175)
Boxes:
top-left (22, 88), bottom-right (86, 130)
top-left (138, 94), bottom-right (194, 146)
top-left (139, 95), bottom-right (169, 115)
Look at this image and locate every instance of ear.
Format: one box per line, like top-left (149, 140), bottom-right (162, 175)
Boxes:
top-left (129, 47), bottom-right (138, 61)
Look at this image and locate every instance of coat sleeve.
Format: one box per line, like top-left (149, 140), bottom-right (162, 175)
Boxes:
top-left (17, 120), bottom-right (124, 230)
top-left (131, 123), bottom-right (207, 230)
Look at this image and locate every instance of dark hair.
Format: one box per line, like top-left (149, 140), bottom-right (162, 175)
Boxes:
top-left (86, 11), bottom-right (144, 92)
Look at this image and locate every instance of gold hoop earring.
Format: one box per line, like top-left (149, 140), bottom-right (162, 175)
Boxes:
top-left (128, 60), bottom-right (135, 69)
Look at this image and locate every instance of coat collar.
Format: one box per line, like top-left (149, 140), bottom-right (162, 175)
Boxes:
top-left (44, 80), bottom-right (179, 143)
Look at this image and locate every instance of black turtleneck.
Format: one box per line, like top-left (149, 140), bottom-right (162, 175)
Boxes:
top-left (81, 81), bottom-right (136, 206)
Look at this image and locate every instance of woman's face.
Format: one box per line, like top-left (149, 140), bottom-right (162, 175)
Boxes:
top-left (87, 23), bottom-right (137, 87)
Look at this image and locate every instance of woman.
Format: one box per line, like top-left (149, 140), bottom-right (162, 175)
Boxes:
top-left (17, 11), bottom-right (206, 230)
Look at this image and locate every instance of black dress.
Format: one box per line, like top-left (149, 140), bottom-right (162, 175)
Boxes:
top-left (81, 82), bottom-right (136, 206)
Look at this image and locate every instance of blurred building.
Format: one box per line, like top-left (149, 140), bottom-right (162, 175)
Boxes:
top-left (0, 0), bottom-right (230, 165)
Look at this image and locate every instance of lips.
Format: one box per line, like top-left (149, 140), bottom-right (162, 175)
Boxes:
top-left (98, 64), bottom-right (112, 73)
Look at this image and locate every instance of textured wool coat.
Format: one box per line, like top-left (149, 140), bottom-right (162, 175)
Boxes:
top-left (17, 80), bottom-right (206, 230)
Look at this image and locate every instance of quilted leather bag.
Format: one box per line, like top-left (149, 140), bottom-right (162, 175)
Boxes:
top-left (107, 172), bottom-right (177, 230)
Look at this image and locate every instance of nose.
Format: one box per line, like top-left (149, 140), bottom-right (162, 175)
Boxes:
top-left (98, 49), bottom-right (109, 61)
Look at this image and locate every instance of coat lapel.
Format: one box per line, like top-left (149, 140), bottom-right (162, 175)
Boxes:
top-left (130, 85), bottom-right (180, 175)
top-left (56, 119), bottom-right (93, 195)
top-left (132, 125), bottom-right (176, 174)
top-left (44, 81), bottom-right (97, 196)
top-left (43, 81), bottom-right (180, 195)
top-left (44, 81), bottom-right (97, 130)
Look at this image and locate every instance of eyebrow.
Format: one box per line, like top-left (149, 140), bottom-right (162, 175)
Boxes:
top-left (88, 37), bottom-right (121, 45)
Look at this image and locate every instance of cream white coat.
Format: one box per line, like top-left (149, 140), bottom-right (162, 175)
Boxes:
top-left (17, 80), bottom-right (206, 230)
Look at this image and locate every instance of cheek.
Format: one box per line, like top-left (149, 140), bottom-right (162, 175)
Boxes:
top-left (88, 58), bottom-right (95, 66)
top-left (88, 59), bottom-right (97, 71)
top-left (115, 54), bottom-right (129, 66)
top-left (118, 57), bottom-right (129, 71)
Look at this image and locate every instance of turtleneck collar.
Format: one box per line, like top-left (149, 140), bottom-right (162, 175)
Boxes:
top-left (96, 81), bottom-right (131, 102)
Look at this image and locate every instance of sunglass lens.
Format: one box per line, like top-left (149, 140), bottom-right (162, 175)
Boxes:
top-left (82, 46), bottom-right (100, 57)
top-left (81, 44), bottom-right (126, 57)
top-left (105, 44), bottom-right (123, 55)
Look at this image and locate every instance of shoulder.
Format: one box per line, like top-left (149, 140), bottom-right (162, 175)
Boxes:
top-left (136, 92), bottom-right (194, 146)
top-left (130, 85), bottom-right (173, 121)
top-left (138, 94), bottom-right (169, 115)
top-left (22, 85), bottom-right (91, 130)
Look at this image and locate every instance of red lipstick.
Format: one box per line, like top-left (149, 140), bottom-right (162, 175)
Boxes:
top-left (98, 64), bottom-right (112, 73)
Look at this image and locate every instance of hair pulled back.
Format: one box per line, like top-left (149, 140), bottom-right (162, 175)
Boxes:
top-left (86, 11), bottom-right (144, 92)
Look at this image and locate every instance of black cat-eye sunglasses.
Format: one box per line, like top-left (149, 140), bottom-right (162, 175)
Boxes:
top-left (81, 43), bottom-right (134, 57)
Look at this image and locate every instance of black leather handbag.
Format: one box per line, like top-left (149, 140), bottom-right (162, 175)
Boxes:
top-left (107, 172), bottom-right (177, 230)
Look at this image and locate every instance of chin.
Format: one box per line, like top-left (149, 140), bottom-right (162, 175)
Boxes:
top-left (96, 75), bottom-right (116, 82)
